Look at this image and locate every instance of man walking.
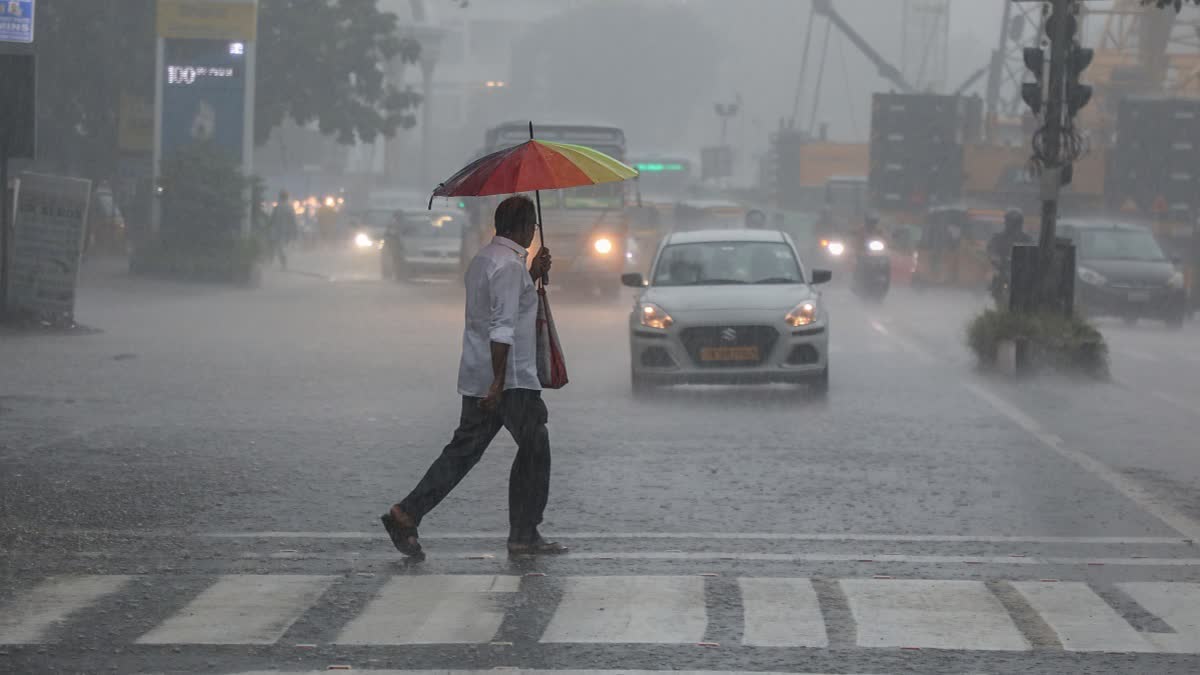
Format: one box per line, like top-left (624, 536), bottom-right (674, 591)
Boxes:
top-left (267, 191), bottom-right (298, 269)
top-left (381, 195), bottom-right (568, 558)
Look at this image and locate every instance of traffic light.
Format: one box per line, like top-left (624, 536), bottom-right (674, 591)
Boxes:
top-left (1021, 47), bottom-right (1045, 115)
top-left (1066, 45), bottom-right (1093, 118)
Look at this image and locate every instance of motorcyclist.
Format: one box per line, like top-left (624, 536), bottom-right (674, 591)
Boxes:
top-left (855, 212), bottom-right (885, 252)
top-left (988, 208), bottom-right (1032, 304)
top-left (988, 209), bottom-right (1032, 270)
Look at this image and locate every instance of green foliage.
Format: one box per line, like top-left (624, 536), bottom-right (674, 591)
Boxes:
top-left (256, 0), bottom-right (422, 145)
top-left (130, 237), bottom-right (262, 286)
top-left (967, 309), bottom-right (1109, 378)
top-left (32, 0), bottom-right (156, 178)
top-left (159, 142), bottom-right (248, 245)
top-left (134, 142), bottom-right (260, 285)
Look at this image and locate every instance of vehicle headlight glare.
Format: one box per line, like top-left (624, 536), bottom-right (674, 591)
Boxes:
top-left (868, 239), bottom-right (886, 252)
top-left (1078, 266), bottom-right (1106, 286)
top-left (354, 232), bottom-right (373, 248)
top-left (1168, 270), bottom-right (1185, 289)
top-left (639, 302), bottom-right (673, 330)
top-left (786, 300), bottom-right (819, 327)
top-left (594, 237), bottom-right (614, 254)
top-left (827, 241), bottom-right (846, 257)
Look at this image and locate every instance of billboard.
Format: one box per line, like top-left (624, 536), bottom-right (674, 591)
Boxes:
top-left (161, 38), bottom-right (246, 163)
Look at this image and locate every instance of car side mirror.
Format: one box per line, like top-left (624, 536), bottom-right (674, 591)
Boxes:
top-left (811, 269), bottom-right (832, 285)
top-left (621, 272), bottom-right (646, 288)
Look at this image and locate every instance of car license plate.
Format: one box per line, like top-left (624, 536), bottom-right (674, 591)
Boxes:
top-left (700, 346), bottom-right (760, 362)
top-left (1128, 291), bottom-right (1151, 302)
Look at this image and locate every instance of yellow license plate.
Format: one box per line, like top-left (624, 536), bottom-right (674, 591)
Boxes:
top-left (700, 346), bottom-right (760, 362)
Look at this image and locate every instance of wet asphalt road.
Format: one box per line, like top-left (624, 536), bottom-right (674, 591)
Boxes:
top-left (2, 246), bottom-right (1200, 675)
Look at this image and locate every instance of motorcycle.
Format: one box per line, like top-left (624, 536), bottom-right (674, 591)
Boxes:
top-left (852, 238), bottom-right (891, 301)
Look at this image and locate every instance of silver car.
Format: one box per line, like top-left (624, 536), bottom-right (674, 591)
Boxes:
top-left (622, 229), bottom-right (832, 396)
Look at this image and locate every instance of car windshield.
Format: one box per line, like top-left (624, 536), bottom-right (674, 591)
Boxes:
top-left (652, 241), bottom-right (803, 286)
top-left (1077, 228), bottom-right (1167, 262)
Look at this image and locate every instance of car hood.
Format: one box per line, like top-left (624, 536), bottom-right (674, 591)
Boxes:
top-left (1082, 258), bottom-right (1175, 286)
top-left (643, 284), bottom-right (814, 312)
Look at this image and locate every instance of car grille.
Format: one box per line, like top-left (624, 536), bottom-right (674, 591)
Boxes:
top-left (679, 325), bottom-right (778, 368)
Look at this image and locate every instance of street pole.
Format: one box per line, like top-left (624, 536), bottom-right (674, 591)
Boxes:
top-left (0, 135), bottom-right (9, 316)
top-left (1034, 0), bottom-right (1073, 309)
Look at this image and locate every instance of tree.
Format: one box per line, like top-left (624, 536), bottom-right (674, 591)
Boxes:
top-left (255, 0), bottom-right (422, 146)
top-left (29, 0), bottom-right (420, 181)
top-left (31, 0), bottom-right (156, 179)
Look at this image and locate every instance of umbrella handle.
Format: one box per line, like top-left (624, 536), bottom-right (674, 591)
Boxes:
top-left (535, 188), bottom-right (548, 284)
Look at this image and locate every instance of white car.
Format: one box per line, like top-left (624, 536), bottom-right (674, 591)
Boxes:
top-left (622, 229), bottom-right (832, 396)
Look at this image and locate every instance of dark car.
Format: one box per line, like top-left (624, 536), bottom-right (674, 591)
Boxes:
top-left (1059, 220), bottom-right (1188, 327)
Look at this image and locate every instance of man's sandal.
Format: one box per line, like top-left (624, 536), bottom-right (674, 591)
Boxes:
top-left (380, 507), bottom-right (424, 558)
top-left (507, 536), bottom-right (569, 555)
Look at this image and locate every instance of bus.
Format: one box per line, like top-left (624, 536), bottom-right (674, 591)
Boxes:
top-left (462, 122), bottom-right (632, 295)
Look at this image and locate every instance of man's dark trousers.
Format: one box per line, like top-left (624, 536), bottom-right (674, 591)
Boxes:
top-left (399, 389), bottom-right (550, 533)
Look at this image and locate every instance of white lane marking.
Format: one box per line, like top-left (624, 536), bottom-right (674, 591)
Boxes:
top-left (136, 574), bottom-right (334, 645)
top-left (739, 577), bottom-right (828, 647)
top-left (240, 550), bottom-right (1200, 567)
top-left (1010, 581), bottom-right (1155, 652)
top-left (841, 578), bottom-right (1029, 651)
top-left (337, 575), bottom-right (518, 645)
top-left (197, 530), bottom-right (1193, 545)
top-left (541, 576), bottom-right (707, 644)
top-left (1152, 391), bottom-right (1200, 416)
top-left (223, 671), bottom-right (873, 675)
top-left (1119, 582), bottom-right (1200, 653)
top-left (0, 575), bottom-right (132, 644)
top-left (964, 382), bottom-right (1200, 542)
top-left (869, 319), bottom-right (936, 365)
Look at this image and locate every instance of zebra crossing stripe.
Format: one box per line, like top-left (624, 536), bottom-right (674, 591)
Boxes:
top-left (738, 577), bottom-right (828, 648)
top-left (841, 579), bottom-right (1029, 651)
top-left (1119, 582), bottom-right (1200, 653)
top-left (337, 575), bottom-right (520, 645)
top-left (541, 576), bottom-right (707, 644)
top-left (1010, 581), bottom-right (1155, 652)
top-left (0, 575), bottom-right (132, 644)
top-left (136, 574), bottom-right (335, 645)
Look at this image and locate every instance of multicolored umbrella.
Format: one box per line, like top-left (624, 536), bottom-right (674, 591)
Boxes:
top-left (429, 123), bottom-right (638, 246)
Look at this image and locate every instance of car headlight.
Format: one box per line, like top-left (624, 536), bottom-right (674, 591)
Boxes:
top-left (1078, 266), bottom-right (1106, 286)
top-left (785, 300), bottom-right (819, 327)
top-left (594, 237), bottom-right (614, 255)
top-left (827, 241), bottom-right (846, 257)
top-left (639, 302), bottom-right (673, 330)
top-left (354, 232), bottom-right (374, 248)
top-left (1168, 270), bottom-right (1185, 289)
top-left (867, 239), bottom-right (886, 252)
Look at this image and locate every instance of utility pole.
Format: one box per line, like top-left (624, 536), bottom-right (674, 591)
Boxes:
top-left (1019, 0), bottom-right (1092, 312)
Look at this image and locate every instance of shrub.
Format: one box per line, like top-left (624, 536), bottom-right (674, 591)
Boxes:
top-left (967, 309), bottom-right (1109, 378)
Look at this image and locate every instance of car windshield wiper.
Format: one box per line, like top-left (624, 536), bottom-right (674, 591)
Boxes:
top-left (697, 278), bottom-right (747, 285)
top-left (754, 277), bottom-right (801, 284)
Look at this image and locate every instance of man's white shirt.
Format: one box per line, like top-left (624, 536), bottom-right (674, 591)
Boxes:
top-left (457, 236), bottom-right (541, 397)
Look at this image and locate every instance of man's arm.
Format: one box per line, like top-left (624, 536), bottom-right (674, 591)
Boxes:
top-left (481, 261), bottom-right (523, 410)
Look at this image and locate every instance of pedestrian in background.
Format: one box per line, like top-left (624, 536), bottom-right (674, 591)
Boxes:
top-left (267, 191), bottom-right (297, 270)
top-left (381, 195), bottom-right (568, 558)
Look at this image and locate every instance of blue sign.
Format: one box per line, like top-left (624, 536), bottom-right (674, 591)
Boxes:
top-left (161, 39), bottom-right (246, 164)
top-left (0, 0), bottom-right (34, 44)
